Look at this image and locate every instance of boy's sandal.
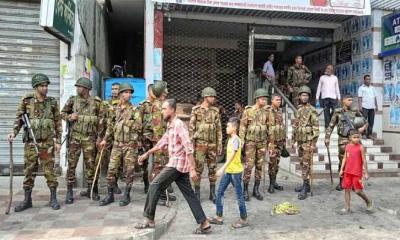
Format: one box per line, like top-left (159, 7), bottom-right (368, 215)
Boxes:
top-left (134, 221), bottom-right (155, 229)
top-left (208, 217), bottom-right (224, 225)
top-left (193, 225), bottom-right (211, 234)
top-left (231, 220), bottom-right (249, 229)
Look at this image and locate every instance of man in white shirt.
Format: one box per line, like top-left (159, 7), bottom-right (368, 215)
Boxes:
top-left (262, 54), bottom-right (275, 82)
top-left (358, 75), bottom-right (378, 139)
top-left (316, 64), bottom-right (341, 128)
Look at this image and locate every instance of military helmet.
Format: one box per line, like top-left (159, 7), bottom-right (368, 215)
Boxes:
top-left (253, 88), bottom-right (269, 99)
top-left (32, 73), bottom-right (50, 88)
top-left (353, 116), bottom-right (366, 129)
top-left (201, 87), bottom-right (217, 98)
top-left (119, 83), bottom-right (134, 94)
top-left (75, 77), bottom-right (92, 90)
top-left (152, 81), bottom-right (168, 97)
top-left (298, 85), bottom-right (312, 96)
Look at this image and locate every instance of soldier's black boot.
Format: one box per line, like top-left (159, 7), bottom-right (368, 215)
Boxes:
top-left (119, 185), bottom-right (131, 207)
top-left (114, 177), bottom-right (122, 194)
top-left (80, 183), bottom-right (100, 201)
top-left (49, 187), bottom-right (60, 210)
top-left (294, 184), bottom-right (304, 192)
top-left (209, 185), bottom-right (216, 204)
top-left (336, 177), bottom-right (343, 191)
top-left (143, 175), bottom-right (149, 194)
top-left (298, 180), bottom-right (310, 200)
top-left (268, 176), bottom-right (275, 194)
top-left (243, 183), bottom-right (250, 201)
top-left (252, 181), bottom-right (264, 201)
top-left (65, 185), bottom-right (74, 204)
top-left (15, 189), bottom-right (32, 212)
top-left (273, 176), bottom-right (284, 191)
top-left (99, 187), bottom-right (114, 206)
top-left (194, 186), bottom-right (201, 201)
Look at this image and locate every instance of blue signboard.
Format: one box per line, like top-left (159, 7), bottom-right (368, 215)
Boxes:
top-left (103, 78), bottom-right (146, 105)
top-left (380, 12), bottom-right (400, 58)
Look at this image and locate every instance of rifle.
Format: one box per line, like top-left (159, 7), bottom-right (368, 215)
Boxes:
top-left (22, 113), bottom-right (40, 156)
top-left (62, 121), bottom-right (72, 167)
top-left (5, 142), bottom-right (13, 215)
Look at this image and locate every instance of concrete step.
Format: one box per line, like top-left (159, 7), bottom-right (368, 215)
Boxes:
top-left (289, 153), bottom-right (400, 163)
top-left (291, 159), bottom-right (400, 172)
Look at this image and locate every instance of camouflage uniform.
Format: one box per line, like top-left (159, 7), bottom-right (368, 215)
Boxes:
top-left (61, 95), bottom-right (102, 187)
top-left (103, 103), bottom-right (142, 188)
top-left (138, 98), bottom-right (153, 192)
top-left (189, 105), bottom-right (222, 187)
top-left (11, 73), bottom-right (61, 211)
top-left (240, 105), bottom-right (268, 185)
top-left (325, 107), bottom-right (366, 190)
top-left (292, 98), bottom-right (319, 200)
top-left (287, 64), bottom-right (312, 107)
top-left (13, 94), bottom-right (62, 189)
top-left (150, 98), bottom-right (168, 179)
top-left (265, 105), bottom-right (286, 193)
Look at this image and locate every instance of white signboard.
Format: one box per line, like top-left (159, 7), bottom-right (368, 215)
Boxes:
top-left (154, 0), bottom-right (370, 16)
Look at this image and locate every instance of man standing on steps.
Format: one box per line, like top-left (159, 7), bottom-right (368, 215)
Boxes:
top-left (96, 82), bottom-right (122, 195)
top-left (8, 73), bottom-right (61, 212)
top-left (138, 83), bottom-right (155, 194)
top-left (265, 93), bottom-right (286, 194)
top-left (98, 83), bottom-right (142, 206)
top-left (189, 87), bottom-right (223, 203)
top-left (240, 88), bottom-right (269, 201)
top-left (316, 64), bottom-right (341, 129)
top-left (325, 95), bottom-right (367, 191)
top-left (287, 55), bottom-right (312, 108)
top-left (292, 86), bottom-right (319, 200)
top-left (358, 75), bottom-right (378, 139)
top-left (61, 77), bottom-right (102, 204)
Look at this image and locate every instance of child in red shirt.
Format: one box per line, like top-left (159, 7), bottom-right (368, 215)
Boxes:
top-left (339, 130), bottom-right (373, 214)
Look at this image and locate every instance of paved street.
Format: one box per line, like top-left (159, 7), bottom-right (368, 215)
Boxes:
top-left (162, 170), bottom-right (400, 240)
top-left (1, 169), bottom-right (400, 240)
top-left (0, 176), bottom-right (174, 240)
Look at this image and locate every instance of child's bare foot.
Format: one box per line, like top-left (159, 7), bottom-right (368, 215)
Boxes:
top-left (338, 208), bottom-right (351, 215)
top-left (366, 199), bottom-right (374, 211)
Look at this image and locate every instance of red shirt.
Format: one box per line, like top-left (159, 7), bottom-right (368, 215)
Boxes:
top-left (155, 117), bottom-right (194, 173)
top-left (344, 143), bottom-right (363, 177)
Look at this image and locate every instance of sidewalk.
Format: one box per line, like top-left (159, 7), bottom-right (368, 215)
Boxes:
top-left (0, 176), bottom-right (176, 240)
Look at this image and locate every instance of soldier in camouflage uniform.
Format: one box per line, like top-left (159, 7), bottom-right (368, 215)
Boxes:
top-left (99, 83), bottom-right (142, 206)
top-left (265, 93), bottom-right (286, 194)
top-left (96, 82), bottom-right (122, 194)
top-left (189, 87), bottom-right (222, 203)
top-left (292, 86), bottom-right (320, 200)
top-left (61, 77), bottom-right (102, 204)
top-left (8, 73), bottom-right (61, 211)
top-left (325, 94), bottom-right (367, 191)
top-left (150, 81), bottom-right (176, 205)
top-left (138, 84), bottom-right (155, 194)
top-left (287, 55), bottom-right (312, 108)
top-left (240, 88), bottom-right (269, 201)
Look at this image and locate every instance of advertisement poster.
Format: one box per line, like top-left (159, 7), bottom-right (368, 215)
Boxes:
top-left (352, 36), bottom-right (361, 57)
top-left (362, 32), bottom-right (373, 53)
top-left (383, 55), bottom-right (400, 127)
top-left (360, 16), bottom-right (371, 32)
top-left (154, 0), bottom-right (371, 16)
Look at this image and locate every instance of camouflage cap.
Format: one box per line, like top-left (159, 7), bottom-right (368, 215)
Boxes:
top-left (32, 73), bottom-right (50, 88)
top-left (152, 81), bottom-right (168, 97)
top-left (298, 85), bottom-right (312, 96)
top-left (201, 87), bottom-right (217, 97)
top-left (119, 83), bottom-right (134, 94)
top-left (75, 77), bottom-right (92, 90)
top-left (253, 88), bottom-right (269, 99)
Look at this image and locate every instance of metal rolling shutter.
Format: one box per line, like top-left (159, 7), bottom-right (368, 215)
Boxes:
top-left (0, 1), bottom-right (60, 175)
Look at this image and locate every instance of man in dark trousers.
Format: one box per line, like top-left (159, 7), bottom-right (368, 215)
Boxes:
top-left (135, 99), bottom-right (211, 235)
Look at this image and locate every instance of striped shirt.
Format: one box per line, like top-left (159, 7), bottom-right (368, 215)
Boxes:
top-left (155, 117), bottom-right (194, 173)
